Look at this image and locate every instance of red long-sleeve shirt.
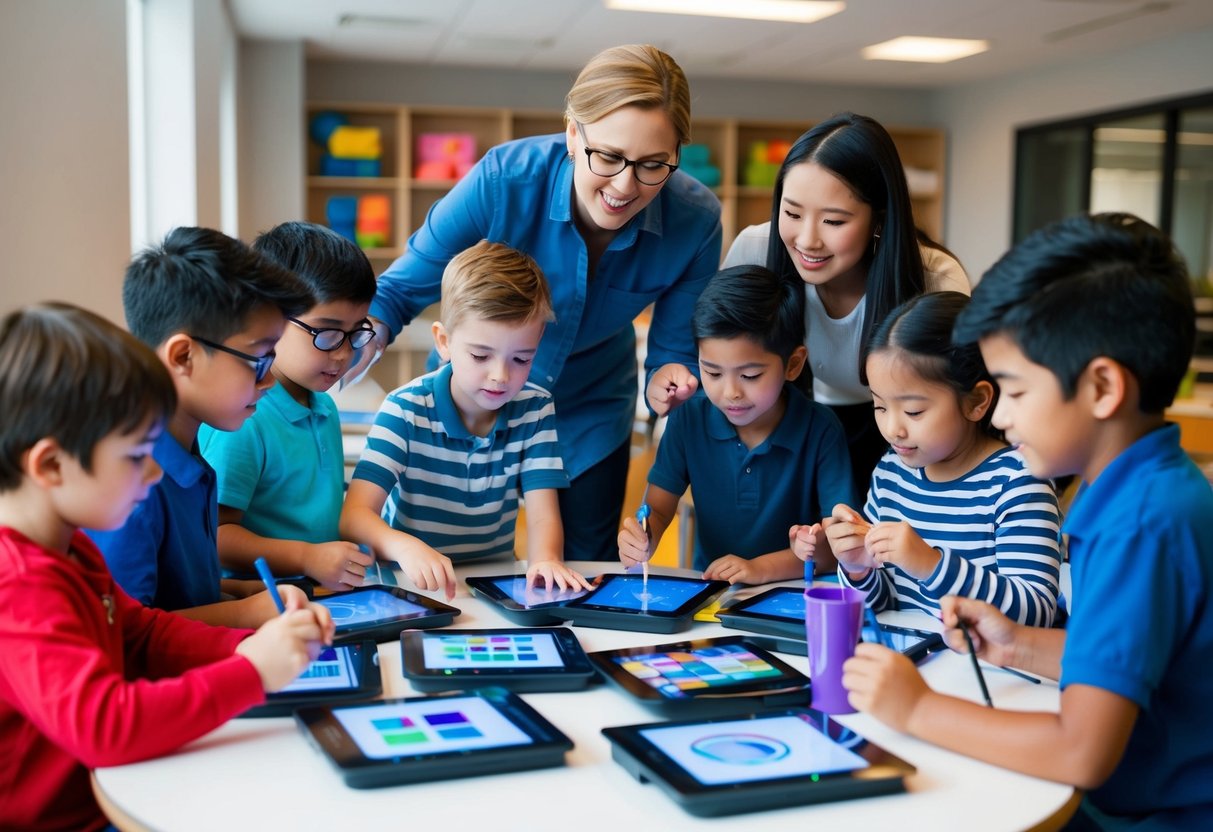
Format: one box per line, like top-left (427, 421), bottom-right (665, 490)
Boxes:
top-left (0, 528), bottom-right (265, 831)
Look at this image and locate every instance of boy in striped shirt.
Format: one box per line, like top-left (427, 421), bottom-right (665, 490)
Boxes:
top-left (341, 241), bottom-right (590, 599)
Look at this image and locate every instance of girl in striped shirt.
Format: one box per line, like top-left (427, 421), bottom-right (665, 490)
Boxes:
top-left (791, 291), bottom-right (1061, 625)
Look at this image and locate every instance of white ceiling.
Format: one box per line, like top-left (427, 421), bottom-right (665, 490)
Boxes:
top-left (229, 0), bottom-right (1213, 88)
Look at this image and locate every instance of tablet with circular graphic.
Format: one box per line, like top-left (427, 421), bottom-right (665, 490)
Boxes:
top-left (589, 636), bottom-right (810, 716)
top-left (400, 627), bottom-right (597, 692)
top-left (602, 708), bottom-right (915, 816)
top-left (551, 573), bottom-right (728, 634)
top-left (316, 586), bottom-right (460, 643)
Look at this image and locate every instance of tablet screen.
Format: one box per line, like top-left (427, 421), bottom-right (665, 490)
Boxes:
top-left (332, 696), bottom-right (533, 761)
top-left (319, 588), bottom-right (430, 628)
top-left (740, 589), bottom-right (804, 620)
top-left (421, 632), bottom-right (566, 670)
top-left (639, 713), bottom-right (868, 786)
top-left (583, 575), bottom-right (711, 614)
top-left (614, 643), bottom-right (790, 699)
top-left (487, 577), bottom-right (590, 609)
top-left (278, 645), bottom-right (360, 694)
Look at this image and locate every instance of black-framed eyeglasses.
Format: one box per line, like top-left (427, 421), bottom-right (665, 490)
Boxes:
top-left (288, 317), bottom-right (376, 352)
top-left (189, 335), bottom-right (275, 382)
top-left (575, 121), bottom-right (679, 186)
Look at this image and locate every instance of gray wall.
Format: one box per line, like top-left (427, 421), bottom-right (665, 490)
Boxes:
top-left (929, 23), bottom-right (1213, 279)
top-left (0, 0), bottom-right (130, 322)
top-left (238, 39), bottom-right (305, 241)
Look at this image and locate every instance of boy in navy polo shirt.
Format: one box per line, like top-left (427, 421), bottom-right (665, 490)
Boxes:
top-left (88, 227), bottom-right (316, 627)
top-left (843, 213), bottom-right (1213, 829)
top-left (618, 265), bottom-right (856, 584)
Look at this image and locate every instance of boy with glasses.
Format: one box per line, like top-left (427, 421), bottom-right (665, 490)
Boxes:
top-left (201, 222), bottom-right (379, 591)
top-left (88, 226), bottom-right (315, 627)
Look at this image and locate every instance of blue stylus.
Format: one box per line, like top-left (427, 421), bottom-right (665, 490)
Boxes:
top-left (637, 485), bottom-right (652, 590)
top-left (254, 556), bottom-right (286, 614)
top-left (804, 554), bottom-right (814, 587)
top-left (865, 605), bottom-right (892, 649)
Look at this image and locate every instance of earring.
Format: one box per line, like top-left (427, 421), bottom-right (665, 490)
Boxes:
top-left (872, 232), bottom-right (880, 255)
top-left (568, 151), bottom-right (575, 162)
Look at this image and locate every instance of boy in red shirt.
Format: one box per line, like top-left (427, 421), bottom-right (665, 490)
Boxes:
top-left (0, 303), bottom-right (335, 831)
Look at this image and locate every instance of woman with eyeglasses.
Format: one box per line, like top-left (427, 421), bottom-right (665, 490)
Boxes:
top-left (359, 44), bottom-right (722, 562)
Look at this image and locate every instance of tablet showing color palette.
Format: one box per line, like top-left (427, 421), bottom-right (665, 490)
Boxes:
top-left (589, 636), bottom-right (810, 715)
top-left (316, 586), bottom-right (460, 642)
top-left (400, 627), bottom-right (597, 692)
top-left (295, 688), bottom-right (572, 789)
top-left (552, 573), bottom-right (728, 634)
top-left (602, 709), bottom-right (915, 816)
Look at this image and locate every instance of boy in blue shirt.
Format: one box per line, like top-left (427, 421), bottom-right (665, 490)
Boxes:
top-left (88, 227), bottom-right (316, 627)
top-left (341, 241), bottom-right (591, 599)
top-left (618, 265), bottom-right (856, 584)
top-left (843, 213), bottom-right (1213, 828)
top-left (200, 222), bottom-right (377, 590)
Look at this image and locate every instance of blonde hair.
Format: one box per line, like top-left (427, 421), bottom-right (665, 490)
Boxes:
top-left (440, 241), bottom-right (554, 333)
top-left (565, 44), bottom-right (691, 145)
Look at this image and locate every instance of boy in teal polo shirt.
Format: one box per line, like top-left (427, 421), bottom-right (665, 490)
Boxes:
top-left (201, 223), bottom-right (378, 590)
top-left (844, 214), bottom-right (1213, 829)
top-left (618, 265), bottom-right (856, 584)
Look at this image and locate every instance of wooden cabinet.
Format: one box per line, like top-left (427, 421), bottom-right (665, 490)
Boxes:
top-left (306, 103), bottom-right (947, 266)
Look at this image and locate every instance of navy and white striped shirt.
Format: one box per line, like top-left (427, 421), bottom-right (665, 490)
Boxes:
top-left (841, 447), bottom-right (1061, 626)
top-left (352, 363), bottom-right (568, 562)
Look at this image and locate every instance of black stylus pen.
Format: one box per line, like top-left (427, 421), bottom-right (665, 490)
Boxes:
top-left (958, 620), bottom-right (994, 708)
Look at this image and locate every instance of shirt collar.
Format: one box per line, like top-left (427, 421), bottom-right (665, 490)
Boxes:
top-left (1063, 423), bottom-right (1183, 540)
top-left (262, 381), bottom-right (319, 425)
top-left (432, 362), bottom-right (503, 441)
top-left (153, 430), bottom-right (210, 488)
top-left (704, 386), bottom-right (805, 452)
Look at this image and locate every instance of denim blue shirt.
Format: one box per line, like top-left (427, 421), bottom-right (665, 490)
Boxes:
top-left (371, 133), bottom-right (722, 478)
top-left (647, 387), bottom-right (856, 570)
top-left (1061, 424), bottom-right (1213, 822)
top-left (86, 431), bottom-right (220, 611)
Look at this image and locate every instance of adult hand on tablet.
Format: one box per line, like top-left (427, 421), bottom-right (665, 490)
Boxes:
top-left (645, 363), bottom-right (698, 417)
top-left (237, 589), bottom-right (335, 692)
top-left (526, 559), bottom-right (594, 592)
top-left (617, 515), bottom-right (652, 569)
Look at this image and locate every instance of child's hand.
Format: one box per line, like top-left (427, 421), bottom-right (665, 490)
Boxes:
top-left (383, 534), bottom-right (456, 600)
top-left (306, 540), bottom-right (375, 591)
top-left (864, 521), bottom-right (940, 579)
top-left (236, 590), bottom-right (334, 692)
top-left (788, 523), bottom-right (823, 562)
top-left (941, 596), bottom-right (1019, 668)
top-left (842, 643), bottom-right (931, 732)
top-left (243, 583), bottom-right (312, 626)
top-left (703, 555), bottom-right (767, 586)
top-left (646, 363), bottom-right (699, 417)
top-left (617, 516), bottom-right (652, 569)
top-left (526, 560), bottom-right (594, 591)
top-left (824, 504), bottom-right (876, 574)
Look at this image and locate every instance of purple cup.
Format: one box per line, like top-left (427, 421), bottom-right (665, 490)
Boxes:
top-left (804, 586), bottom-right (866, 714)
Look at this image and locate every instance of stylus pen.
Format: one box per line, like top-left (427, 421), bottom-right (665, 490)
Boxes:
top-left (637, 484), bottom-right (652, 592)
top-left (958, 620), bottom-right (994, 707)
top-left (865, 606), bottom-right (892, 649)
top-left (803, 554), bottom-right (814, 587)
top-left (994, 665), bottom-right (1043, 685)
top-left (254, 556), bottom-right (286, 614)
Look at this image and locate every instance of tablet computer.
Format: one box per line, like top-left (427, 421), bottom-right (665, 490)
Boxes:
top-left (400, 627), bottom-right (597, 693)
top-left (316, 586), bottom-right (460, 643)
top-left (294, 687), bottom-right (573, 789)
top-left (589, 636), bottom-right (811, 716)
top-left (602, 708), bottom-right (915, 816)
top-left (718, 587), bottom-right (943, 662)
top-left (240, 640), bottom-right (382, 718)
top-left (464, 574), bottom-right (593, 625)
top-left (552, 573), bottom-right (728, 634)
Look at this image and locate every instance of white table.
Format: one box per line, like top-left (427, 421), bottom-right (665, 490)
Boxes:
top-left (94, 562), bottom-right (1077, 831)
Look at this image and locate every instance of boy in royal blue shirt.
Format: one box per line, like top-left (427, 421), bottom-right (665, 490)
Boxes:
top-left (843, 213), bottom-right (1213, 829)
top-left (88, 227), bottom-right (316, 627)
top-left (200, 222), bottom-right (378, 590)
top-left (618, 265), bottom-right (855, 584)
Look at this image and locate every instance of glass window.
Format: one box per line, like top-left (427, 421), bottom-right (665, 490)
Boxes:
top-left (1090, 113), bottom-right (1166, 227)
top-left (1014, 126), bottom-right (1088, 242)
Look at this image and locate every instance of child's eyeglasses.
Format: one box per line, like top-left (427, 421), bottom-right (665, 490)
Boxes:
top-left (288, 318), bottom-right (377, 352)
top-left (189, 335), bottom-right (275, 382)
